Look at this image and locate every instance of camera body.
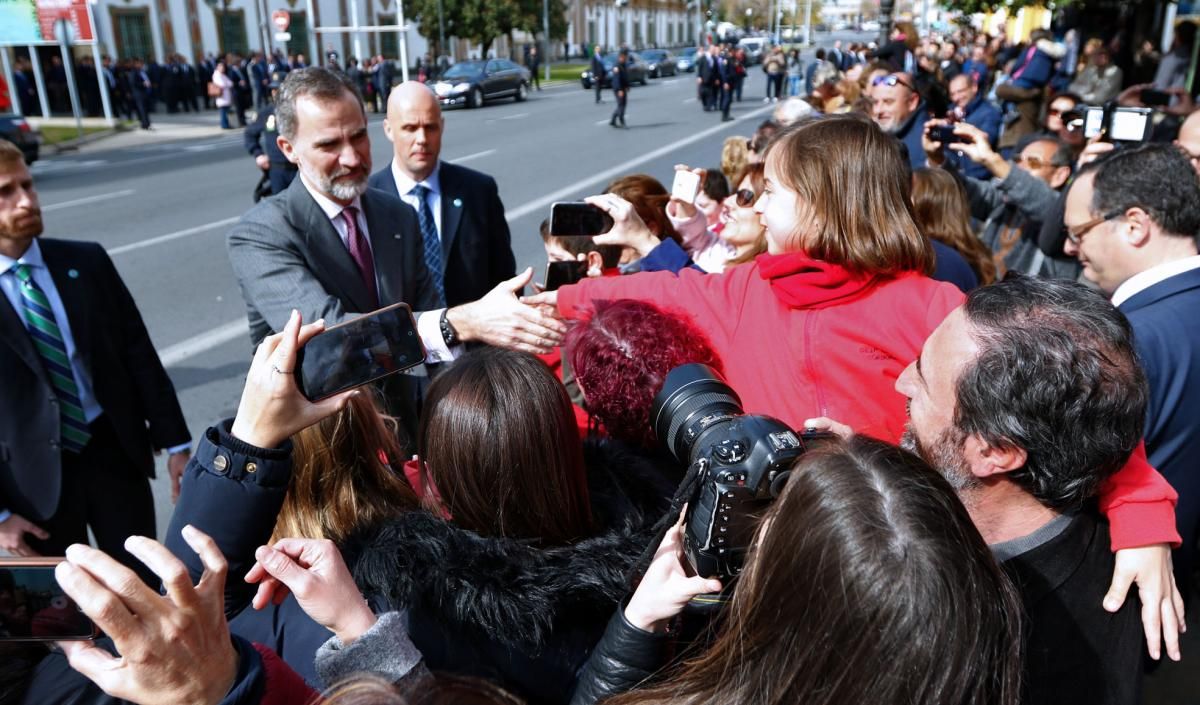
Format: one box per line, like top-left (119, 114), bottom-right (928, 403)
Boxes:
top-left (652, 364), bottom-right (830, 580)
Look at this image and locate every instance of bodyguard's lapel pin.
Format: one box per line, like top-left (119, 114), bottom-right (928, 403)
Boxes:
top-left (68, 269), bottom-right (79, 279)
top-left (453, 198), bottom-right (463, 208)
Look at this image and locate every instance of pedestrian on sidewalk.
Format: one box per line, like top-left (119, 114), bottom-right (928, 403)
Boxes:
top-left (213, 60), bottom-right (235, 130)
top-left (128, 58), bottom-right (152, 130)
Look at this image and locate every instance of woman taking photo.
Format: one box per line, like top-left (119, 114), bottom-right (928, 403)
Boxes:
top-left (524, 114), bottom-right (1180, 636)
top-left (165, 318), bottom-right (673, 703)
top-left (659, 164), bottom-right (767, 273)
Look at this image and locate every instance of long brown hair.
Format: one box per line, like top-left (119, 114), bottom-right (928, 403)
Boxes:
top-left (417, 348), bottom-right (593, 545)
top-left (767, 114), bottom-right (935, 276)
top-left (911, 167), bottom-right (997, 286)
top-left (604, 174), bottom-right (680, 244)
top-left (272, 392), bottom-right (420, 545)
top-left (609, 436), bottom-right (1022, 705)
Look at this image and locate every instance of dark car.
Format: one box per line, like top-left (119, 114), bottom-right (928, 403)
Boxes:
top-left (430, 59), bottom-right (531, 108)
top-left (639, 49), bottom-right (677, 78)
top-left (675, 47), bottom-right (699, 72)
top-left (0, 114), bottom-right (38, 164)
top-left (580, 53), bottom-right (649, 89)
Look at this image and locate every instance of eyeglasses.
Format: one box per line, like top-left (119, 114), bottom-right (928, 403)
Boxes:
top-left (734, 189), bottom-right (758, 207)
top-left (1013, 153), bottom-right (1052, 170)
top-left (1064, 209), bottom-right (1125, 244)
top-left (871, 73), bottom-right (914, 91)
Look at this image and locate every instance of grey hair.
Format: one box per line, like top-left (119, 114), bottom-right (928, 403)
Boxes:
top-left (275, 67), bottom-right (363, 141)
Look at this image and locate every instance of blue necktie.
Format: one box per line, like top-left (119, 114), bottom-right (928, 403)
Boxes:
top-left (11, 264), bottom-right (91, 453)
top-left (410, 184), bottom-right (446, 307)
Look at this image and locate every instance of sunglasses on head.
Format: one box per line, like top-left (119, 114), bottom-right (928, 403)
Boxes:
top-left (871, 73), bottom-right (914, 91)
top-left (734, 189), bottom-right (757, 207)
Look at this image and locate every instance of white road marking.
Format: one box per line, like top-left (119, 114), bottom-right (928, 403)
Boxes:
top-left (450, 149), bottom-right (497, 163)
top-left (683, 98), bottom-right (697, 103)
top-left (42, 189), bottom-right (136, 212)
top-left (107, 216), bottom-right (241, 256)
top-left (159, 317), bottom-right (250, 368)
top-left (594, 119), bottom-right (612, 125)
top-left (507, 102), bottom-right (774, 221)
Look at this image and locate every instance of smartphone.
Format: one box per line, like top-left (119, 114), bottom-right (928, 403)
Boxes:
top-left (0, 559), bottom-right (97, 641)
top-left (1082, 106), bottom-right (1107, 140)
top-left (930, 125), bottom-right (965, 145)
top-left (294, 303), bottom-right (426, 402)
top-left (1140, 88), bottom-right (1171, 107)
top-left (1107, 107), bottom-right (1153, 143)
top-left (544, 260), bottom-right (588, 291)
top-left (550, 202), bottom-right (614, 237)
top-left (671, 170), bottom-right (702, 204)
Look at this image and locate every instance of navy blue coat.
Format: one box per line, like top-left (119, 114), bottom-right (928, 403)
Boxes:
top-left (1118, 266), bottom-right (1200, 588)
top-left (946, 94), bottom-right (1003, 180)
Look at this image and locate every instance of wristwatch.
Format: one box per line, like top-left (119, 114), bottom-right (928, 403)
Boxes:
top-left (439, 309), bottom-right (460, 347)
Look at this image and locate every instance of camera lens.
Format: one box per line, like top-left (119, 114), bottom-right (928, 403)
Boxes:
top-left (652, 364), bottom-right (744, 461)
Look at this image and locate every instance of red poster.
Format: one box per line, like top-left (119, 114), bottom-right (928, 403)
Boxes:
top-left (35, 0), bottom-right (94, 43)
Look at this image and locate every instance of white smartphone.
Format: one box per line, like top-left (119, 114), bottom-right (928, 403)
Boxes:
top-left (671, 170), bottom-right (702, 204)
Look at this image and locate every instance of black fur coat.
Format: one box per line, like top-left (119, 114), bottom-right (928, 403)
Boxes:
top-left (344, 439), bottom-right (680, 705)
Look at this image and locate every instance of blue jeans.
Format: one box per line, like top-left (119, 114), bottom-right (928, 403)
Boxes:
top-left (219, 105), bottom-right (231, 129)
top-left (788, 75), bottom-right (801, 96)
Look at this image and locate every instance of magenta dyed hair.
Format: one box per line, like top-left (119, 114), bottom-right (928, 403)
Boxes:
top-left (565, 299), bottom-right (724, 448)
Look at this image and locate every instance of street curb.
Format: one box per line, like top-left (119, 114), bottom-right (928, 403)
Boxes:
top-left (47, 124), bottom-right (131, 154)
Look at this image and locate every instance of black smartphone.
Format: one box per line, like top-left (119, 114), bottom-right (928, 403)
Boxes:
top-left (550, 202), bottom-right (614, 237)
top-left (930, 125), bottom-right (965, 145)
top-left (544, 260), bottom-right (588, 291)
top-left (294, 303), bottom-right (426, 402)
top-left (1140, 88), bottom-right (1171, 107)
top-left (0, 559), bottom-right (97, 641)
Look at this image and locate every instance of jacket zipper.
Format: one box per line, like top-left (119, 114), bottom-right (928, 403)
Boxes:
top-left (803, 310), bottom-right (828, 418)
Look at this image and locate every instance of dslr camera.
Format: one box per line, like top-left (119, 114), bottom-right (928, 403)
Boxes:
top-left (652, 364), bottom-right (832, 580)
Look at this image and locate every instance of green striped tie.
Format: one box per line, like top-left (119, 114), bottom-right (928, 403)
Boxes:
top-left (11, 264), bottom-right (91, 453)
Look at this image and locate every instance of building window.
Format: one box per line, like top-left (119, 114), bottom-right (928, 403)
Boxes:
top-left (588, 19), bottom-right (596, 48)
top-left (110, 8), bottom-right (153, 61)
top-left (378, 14), bottom-right (398, 58)
top-left (287, 12), bottom-right (308, 58)
top-left (219, 9), bottom-right (248, 56)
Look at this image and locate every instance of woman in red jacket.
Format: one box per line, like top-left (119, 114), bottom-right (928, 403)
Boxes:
top-left (525, 114), bottom-right (1184, 657)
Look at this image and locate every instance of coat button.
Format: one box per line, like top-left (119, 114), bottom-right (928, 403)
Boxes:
top-left (212, 454), bottom-right (229, 474)
top-left (245, 461), bottom-right (257, 474)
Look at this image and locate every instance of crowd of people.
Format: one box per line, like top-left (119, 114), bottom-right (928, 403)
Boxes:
top-left (0, 14), bottom-right (1199, 705)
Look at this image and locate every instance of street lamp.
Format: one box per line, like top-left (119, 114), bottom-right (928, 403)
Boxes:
top-left (745, 7), bottom-right (752, 33)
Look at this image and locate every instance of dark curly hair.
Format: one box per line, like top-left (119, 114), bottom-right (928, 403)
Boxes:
top-left (564, 300), bottom-right (723, 448)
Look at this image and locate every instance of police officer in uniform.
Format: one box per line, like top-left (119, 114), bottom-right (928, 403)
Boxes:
top-left (610, 49), bottom-right (629, 128)
top-left (243, 72), bottom-right (297, 198)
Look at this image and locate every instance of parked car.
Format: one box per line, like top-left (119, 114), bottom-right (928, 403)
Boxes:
top-left (639, 49), bottom-right (677, 78)
top-left (429, 59), bottom-right (530, 108)
top-left (861, 20), bottom-right (881, 32)
top-left (580, 53), bottom-right (649, 89)
top-left (0, 114), bottom-right (38, 164)
top-left (676, 47), bottom-right (699, 72)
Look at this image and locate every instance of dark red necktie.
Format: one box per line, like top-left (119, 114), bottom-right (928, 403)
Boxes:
top-left (341, 206), bottom-right (379, 308)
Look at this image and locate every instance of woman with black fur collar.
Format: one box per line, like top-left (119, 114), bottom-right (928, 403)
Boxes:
top-left (164, 312), bottom-right (677, 703)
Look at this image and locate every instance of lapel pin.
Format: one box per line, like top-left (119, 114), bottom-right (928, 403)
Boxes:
top-left (452, 198), bottom-right (463, 208)
top-left (394, 233), bottom-right (402, 239)
top-left (68, 269), bottom-right (79, 279)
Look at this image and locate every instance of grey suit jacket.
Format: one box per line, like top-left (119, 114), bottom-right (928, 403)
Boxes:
top-left (226, 178), bottom-right (442, 346)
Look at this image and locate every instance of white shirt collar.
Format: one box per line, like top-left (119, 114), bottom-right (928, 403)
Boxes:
top-left (299, 173), bottom-right (363, 221)
top-left (391, 160), bottom-right (441, 198)
top-left (1111, 255), bottom-right (1200, 307)
top-left (0, 239), bottom-right (44, 274)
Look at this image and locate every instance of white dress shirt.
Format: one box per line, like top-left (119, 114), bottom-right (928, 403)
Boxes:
top-left (392, 161), bottom-right (443, 240)
top-left (299, 175), bottom-right (456, 363)
top-left (1111, 255), bottom-right (1200, 308)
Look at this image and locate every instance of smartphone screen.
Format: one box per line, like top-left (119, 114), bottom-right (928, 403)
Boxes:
top-left (1082, 107), bottom-right (1106, 139)
top-left (1140, 88), bottom-right (1170, 107)
top-left (1108, 108), bottom-right (1152, 143)
top-left (544, 260), bottom-right (587, 291)
top-left (0, 560), bottom-right (96, 641)
top-left (550, 202), bottom-right (614, 237)
top-left (294, 303), bottom-right (426, 401)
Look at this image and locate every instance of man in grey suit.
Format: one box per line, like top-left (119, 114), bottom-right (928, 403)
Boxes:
top-left (226, 68), bottom-right (563, 425)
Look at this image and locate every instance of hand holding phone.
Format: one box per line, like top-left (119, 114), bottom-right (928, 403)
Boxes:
top-left (0, 559), bottom-right (96, 641)
top-left (544, 260), bottom-right (588, 291)
top-left (294, 303), bottom-right (425, 402)
top-left (1140, 88), bottom-right (1171, 107)
top-left (550, 202), bottom-right (615, 237)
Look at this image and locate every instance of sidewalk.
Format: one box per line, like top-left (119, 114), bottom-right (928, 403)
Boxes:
top-left (29, 110), bottom-right (238, 154)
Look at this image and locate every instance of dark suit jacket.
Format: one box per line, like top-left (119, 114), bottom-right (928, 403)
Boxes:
top-left (368, 161), bottom-right (516, 307)
top-left (226, 177), bottom-right (441, 345)
top-left (1119, 266), bottom-right (1200, 585)
top-left (0, 239), bottom-right (189, 521)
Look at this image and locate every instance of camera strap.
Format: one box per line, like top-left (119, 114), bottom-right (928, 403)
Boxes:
top-left (623, 458), bottom-right (708, 588)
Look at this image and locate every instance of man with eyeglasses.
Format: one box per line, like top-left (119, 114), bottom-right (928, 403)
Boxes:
top-left (869, 72), bottom-right (929, 169)
top-left (1063, 143), bottom-right (1200, 600)
top-left (925, 123), bottom-right (1080, 279)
